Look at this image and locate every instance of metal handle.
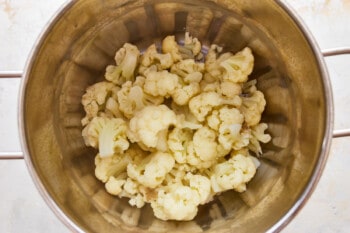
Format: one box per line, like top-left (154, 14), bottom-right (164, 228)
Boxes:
top-left (322, 47), bottom-right (350, 138)
top-left (0, 71), bottom-right (23, 159)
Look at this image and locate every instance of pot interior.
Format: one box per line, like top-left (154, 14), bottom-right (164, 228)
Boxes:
top-left (21, 0), bottom-right (331, 232)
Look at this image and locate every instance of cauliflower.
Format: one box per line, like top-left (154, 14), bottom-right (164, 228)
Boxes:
top-left (185, 173), bottom-right (212, 204)
top-left (105, 174), bottom-right (127, 195)
top-left (205, 44), bottom-right (232, 78)
top-left (183, 32), bottom-right (202, 57)
top-left (151, 184), bottom-right (200, 221)
top-left (81, 34), bottom-right (271, 222)
top-left (206, 107), bottom-right (245, 151)
top-left (81, 81), bottom-right (118, 126)
top-left (189, 91), bottom-right (242, 122)
top-left (127, 151), bottom-right (175, 189)
top-left (94, 153), bottom-right (131, 183)
top-left (127, 105), bottom-right (177, 150)
top-left (240, 89), bottom-right (266, 126)
top-left (168, 127), bottom-right (193, 164)
top-left (162, 34), bottom-right (202, 62)
top-left (171, 59), bottom-right (204, 105)
top-left (105, 43), bottom-right (140, 85)
top-left (82, 117), bottom-right (129, 157)
top-left (143, 69), bottom-right (179, 98)
top-left (117, 80), bottom-right (162, 119)
top-left (220, 80), bottom-right (242, 98)
top-left (220, 47), bottom-right (254, 83)
top-left (140, 44), bottom-right (173, 70)
top-left (210, 151), bottom-right (259, 193)
top-left (248, 123), bottom-right (271, 155)
top-left (151, 172), bottom-right (211, 221)
top-left (162, 35), bottom-right (182, 62)
top-left (193, 126), bottom-right (220, 162)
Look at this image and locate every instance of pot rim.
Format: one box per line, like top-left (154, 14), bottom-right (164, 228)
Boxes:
top-left (18, 1), bottom-right (334, 232)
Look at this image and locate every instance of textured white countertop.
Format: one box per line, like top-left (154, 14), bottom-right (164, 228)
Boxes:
top-left (0, 0), bottom-right (350, 232)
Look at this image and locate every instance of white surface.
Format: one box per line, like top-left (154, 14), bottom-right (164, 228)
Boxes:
top-left (0, 0), bottom-right (350, 232)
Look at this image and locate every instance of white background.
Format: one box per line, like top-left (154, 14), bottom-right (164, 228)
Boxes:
top-left (0, 0), bottom-right (350, 232)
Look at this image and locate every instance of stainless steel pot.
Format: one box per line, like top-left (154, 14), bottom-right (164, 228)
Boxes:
top-left (18, 0), bottom-right (350, 232)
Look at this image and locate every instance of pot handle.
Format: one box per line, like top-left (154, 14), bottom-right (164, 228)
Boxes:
top-left (0, 71), bottom-right (23, 159)
top-left (322, 47), bottom-right (350, 138)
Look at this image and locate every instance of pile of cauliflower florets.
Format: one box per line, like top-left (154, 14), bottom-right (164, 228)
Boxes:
top-left (81, 33), bottom-right (271, 221)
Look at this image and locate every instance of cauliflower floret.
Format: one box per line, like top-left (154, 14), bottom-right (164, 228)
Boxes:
top-left (162, 34), bottom-right (202, 62)
top-left (117, 80), bottom-right (162, 119)
top-left (210, 151), bottom-right (259, 193)
top-left (220, 47), bottom-right (254, 83)
top-left (117, 81), bottom-right (145, 118)
top-left (81, 81), bottom-right (118, 126)
top-left (82, 117), bottom-right (129, 157)
top-left (105, 174), bottom-right (127, 195)
top-left (185, 173), bottom-right (212, 204)
top-left (189, 91), bottom-right (241, 122)
top-left (207, 107), bottom-right (245, 151)
top-left (220, 80), bottom-right (242, 98)
top-left (171, 59), bottom-right (204, 105)
top-left (248, 123), bottom-right (271, 155)
top-left (140, 44), bottom-right (174, 70)
top-left (143, 69), bottom-right (179, 98)
top-left (127, 105), bottom-right (177, 150)
top-left (105, 43), bottom-right (140, 85)
top-left (150, 172), bottom-right (211, 221)
top-left (183, 32), bottom-right (202, 57)
top-left (151, 184), bottom-right (200, 221)
top-left (127, 151), bottom-right (175, 189)
top-left (240, 90), bottom-right (266, 126)
top-left (162, 35), bottom-right (182, 62)
top-left (168, 127), bottom-right (193, 164)
top-left (193, 126), bottom-right (220, 162)
top-left (94, 153), bottom-right (131, 183)
top-left (205, 44), bottom-right (232, 78)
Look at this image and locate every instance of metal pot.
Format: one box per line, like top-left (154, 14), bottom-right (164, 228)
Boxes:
top-left (18, 0), bottom-right (350, 232)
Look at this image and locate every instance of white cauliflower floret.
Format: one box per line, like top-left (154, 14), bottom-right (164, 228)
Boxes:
top-left (94, 153), bottom-right (131, 183)
top-left (189, 91), bottom-right (241, 122)
top-left (162, 34), bottom-right (202, 61)
top-left (81, 81), bottom-right (118, 126)
top-left (220, 47), bottom-right (254, 83)
top-left (105, 43), bottom-right (140, 85)
top-left (183, 32), bottom-right (202, 57)
top-left (162, 35), bottom-right (182, 62)
top-left (168, 127), bottom-right (193, 164)
top-left (249, 123), bottom-right (271, 155)
top-left (207, 107), bottom-right (244, 151)
top-left (140, 44), bottom-right (173, 70)
top-left (150, 172), bottom-right (211, 221)
top-left (82, 117), bottom-right (129, 157)
top-left (205, 44), bottom-right (231, 78)
top-left (151, 184), bottom-right (200, 221)
top-left (220, 80), bottom-right (242, 98)
top-left (241, 90), bottom-right (266, 126)
top-left (117, 80), bottom-right (162, 119)
top-left (143, 69), bottom-right (179, 98)
top-left (185, 173), bottom-right (212, 205)
top-left (117, 81), bottom-right (145, 118)
top-left (193, 126), bottom-right (220, 162)
top-left (105, 174), bottom-right (127, 195)
top-left (127, 151), bottom-right (175, 189)
top-left (210, 151), bottom-right (259, 193)
top-left (127, 105), bottom-right (177, 150)
top-left (171, 59), bottom-right (204, 105)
